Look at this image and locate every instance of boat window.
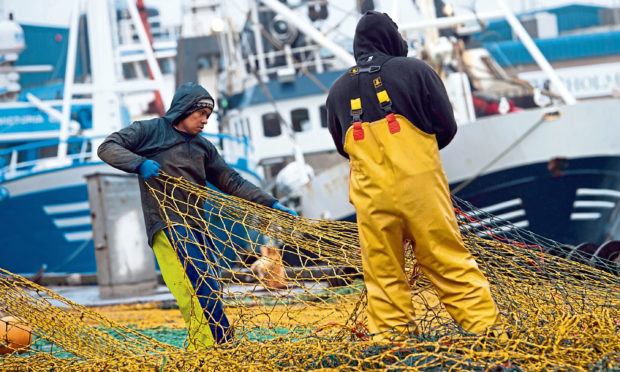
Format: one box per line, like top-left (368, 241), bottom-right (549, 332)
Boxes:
top-left (197, 56), bottom-right (213, 70)
top-left (122, 63), bottom-right (137, 79)
top-left (38, 145), bottom-right (58, 160)
top-left (262, 113), bottom-right (282, 137)
top-left (319, 105), bottom-right (328, 128)
top-left (291, 108), bottom-right (310, 132)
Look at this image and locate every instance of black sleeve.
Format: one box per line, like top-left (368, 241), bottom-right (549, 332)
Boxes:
top-left (97, 121), bottom-right (148, 173)
top-left (326, 93), bottom-right (349, 159)
top-left (423, 67), bottom-right (458, 149)
top-left (203, 143), bottom-right (277, 207)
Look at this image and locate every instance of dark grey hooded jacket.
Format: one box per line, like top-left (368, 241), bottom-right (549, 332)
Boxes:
top-left (326, 11), bottom-right (457, 158)
top-left (98, 82), bottom-right (276, 246)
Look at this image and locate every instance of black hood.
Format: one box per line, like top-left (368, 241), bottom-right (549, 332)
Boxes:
top-left (353, 11), bottom-right (408, 64)
top-left (163, 82), bottom-right (212, 124)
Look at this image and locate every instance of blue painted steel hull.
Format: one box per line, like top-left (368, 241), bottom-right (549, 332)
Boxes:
top-left (455, 156), bottom-right (620, 246)
top-left (0, 184), bottom-right (97, 274)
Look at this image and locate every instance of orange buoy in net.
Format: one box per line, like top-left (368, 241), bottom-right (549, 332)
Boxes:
top-left (0, 316), bottom-right (33, 355)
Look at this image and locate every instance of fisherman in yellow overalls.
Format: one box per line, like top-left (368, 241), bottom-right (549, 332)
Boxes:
top-left (326, 11), bottom-right (500, 340)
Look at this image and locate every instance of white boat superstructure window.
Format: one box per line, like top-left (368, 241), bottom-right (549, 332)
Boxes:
top-left (291, 108), bottom-right (310, 132)
top-left (319, 105), bottom-right (328, 128)
top-left (262, 112), bottom-right (282, 137)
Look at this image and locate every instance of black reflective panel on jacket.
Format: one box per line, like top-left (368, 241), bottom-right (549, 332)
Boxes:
top-left (326, 11), bottom-right (457, 158)
top-left (98, 82), bottom-right (276, 246)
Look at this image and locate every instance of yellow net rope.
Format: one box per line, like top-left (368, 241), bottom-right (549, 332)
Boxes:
top-left (1, 173), bottom-right (618, 371)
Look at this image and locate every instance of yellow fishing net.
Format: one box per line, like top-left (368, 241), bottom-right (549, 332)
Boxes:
top-left (1, 173), bottom-right (618, 371)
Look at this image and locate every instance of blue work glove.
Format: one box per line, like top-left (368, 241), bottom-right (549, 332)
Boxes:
top-left (271, 201), bottom-right (298, 217)
top-left (138, 159), bottom-right (161, 180)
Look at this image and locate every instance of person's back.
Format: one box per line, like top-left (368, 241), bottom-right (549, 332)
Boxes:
top-left (326, 12), bottom-right (457, 158)
top-left (326, 11), bottom-right (500, 342)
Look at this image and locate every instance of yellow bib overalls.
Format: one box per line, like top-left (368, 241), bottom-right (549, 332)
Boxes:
top-left (344, 67), bottom-right (499, 341)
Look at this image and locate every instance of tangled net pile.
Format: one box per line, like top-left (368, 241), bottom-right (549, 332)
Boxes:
top-left (1, 173), bottom-right (618, 371)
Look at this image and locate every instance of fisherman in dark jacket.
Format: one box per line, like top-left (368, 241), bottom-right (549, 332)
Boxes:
top-left (98, 82), bottom-right (296, 348)
top-left (326, 12), bottom-right (499, 341)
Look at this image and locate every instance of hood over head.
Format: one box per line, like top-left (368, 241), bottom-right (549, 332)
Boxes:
top-left (163, 82), bottom-right (213, 124)
top-left (353, 11), bottom-right (408, 64)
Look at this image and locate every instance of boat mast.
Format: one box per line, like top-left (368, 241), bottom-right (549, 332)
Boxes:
top-left (57, 0), bottom-right (81, 162)
top-left (85, 0), bottom-right (124, 152)
top-left (135, 0), bottom-right (166, 116)
top-left (250, 0), bottom-right (269, 82)
top-left (418, 0), bottom-right (440, 48)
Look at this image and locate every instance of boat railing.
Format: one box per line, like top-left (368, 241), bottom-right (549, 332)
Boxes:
top-left (245, 43), bottom-right (331, 76)
top-left (0, 137), bottom-right (95, 181)
top-left (0, 132), bottom-right (256, 182)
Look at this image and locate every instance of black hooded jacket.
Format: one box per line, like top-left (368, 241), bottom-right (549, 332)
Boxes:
top-left (98, 82), bottom-right (276, 246)
top-left (326, 11), bottom-right (457, 158)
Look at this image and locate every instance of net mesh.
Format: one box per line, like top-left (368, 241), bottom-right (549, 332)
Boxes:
top-left (1, 173), bottom-right (618, 371)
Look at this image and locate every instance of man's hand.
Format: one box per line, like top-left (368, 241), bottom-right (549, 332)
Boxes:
top-left (138, 160), bottom-right (161, 180)
top-left (271, 201), bottom-right (298, 217)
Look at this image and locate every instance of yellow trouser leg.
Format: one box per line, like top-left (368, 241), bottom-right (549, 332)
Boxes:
top-left (152, 230), bottom-right (215, 349)
top-left (399, 167), bottom-right (500, 333)
top-left (357, 207), bottom-right (417, 340)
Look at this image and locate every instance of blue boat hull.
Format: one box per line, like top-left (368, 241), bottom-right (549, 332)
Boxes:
top-left (0, 184), bottom-right (97, 274)
top-left (455, 155), bottom-right (620, 246)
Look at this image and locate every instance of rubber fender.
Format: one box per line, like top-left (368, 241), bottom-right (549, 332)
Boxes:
top-left (594, 240), bottom-right (620, 262)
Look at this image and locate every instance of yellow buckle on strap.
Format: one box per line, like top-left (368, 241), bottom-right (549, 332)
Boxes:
top-left (376, 90), bottom-right (390, 104)
top-left (350, 98), bottom-right (362, 111)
